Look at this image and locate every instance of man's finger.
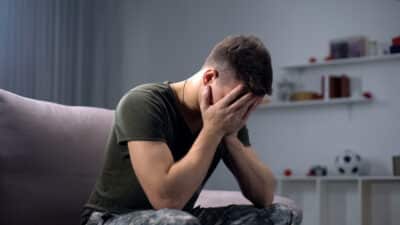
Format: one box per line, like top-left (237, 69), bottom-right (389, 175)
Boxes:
top-left (218, 84), bottom-right (246, 107)
top-left (242, 98), bottom-right (260, 121)
top-left (200, 85), bottom-right (211, 110)
top-left (237, 97), bottom-right (258, 119)
top-left (229, 93), bottom-right (254, 111)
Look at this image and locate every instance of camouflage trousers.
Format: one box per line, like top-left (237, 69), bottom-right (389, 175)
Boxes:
top-left (84, 203), bottom-right (302, 225)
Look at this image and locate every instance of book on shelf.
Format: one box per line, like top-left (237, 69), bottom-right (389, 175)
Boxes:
top-left (327, 75), bottom-right (351, 99)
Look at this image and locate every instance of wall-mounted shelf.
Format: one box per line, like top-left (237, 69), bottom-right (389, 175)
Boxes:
top-left (282, 53), bottom-right (400, 71)
top-left (278, 176), bottom-right (400, 181)
top-left (258, 96), bottom-right (371, 109)
top-left (277, 176), bottom-right (400, 225)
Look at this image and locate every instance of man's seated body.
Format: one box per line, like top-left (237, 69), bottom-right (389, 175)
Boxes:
top-left (81, 35), bottom-right (301, 225)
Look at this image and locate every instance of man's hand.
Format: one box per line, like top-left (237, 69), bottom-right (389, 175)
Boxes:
top-left (200, 84), bottom-right (261, 138)
top-left (220, 92), bottom-right (276, 207)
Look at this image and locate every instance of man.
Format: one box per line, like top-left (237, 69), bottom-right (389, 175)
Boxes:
top-left (81, 35), bottom-right (301, 225)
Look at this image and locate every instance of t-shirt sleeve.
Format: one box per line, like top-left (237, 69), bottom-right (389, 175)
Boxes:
top-left (237, 125), bottom-right (251, 147)
top-left (114, 90), bottom-right (168, 145)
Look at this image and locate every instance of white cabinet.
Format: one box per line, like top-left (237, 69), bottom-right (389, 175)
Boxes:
top-left (277, 176), bottom-right (400, 225)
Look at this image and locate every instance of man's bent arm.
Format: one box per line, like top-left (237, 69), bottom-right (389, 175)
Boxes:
top-left (128, 127), bottom-right (223, 210)
top-left (223, 135), bottom-right (276, 208)
top-left (129, 84), bottom-right (254, 210)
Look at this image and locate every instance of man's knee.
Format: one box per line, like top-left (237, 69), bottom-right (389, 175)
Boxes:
top-left (223, 204), bottom-right (302, 225)
top-left (262, 203), bottom-right (302, 225)
top-left (152, 209), bottom-right (200, 225)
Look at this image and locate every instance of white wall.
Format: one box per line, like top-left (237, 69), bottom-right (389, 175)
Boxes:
top-left (120, 0), bottom-right (400, 190)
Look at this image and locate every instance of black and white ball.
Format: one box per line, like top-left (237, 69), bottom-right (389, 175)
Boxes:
top-left (335, 150), bottom-right (362, 175)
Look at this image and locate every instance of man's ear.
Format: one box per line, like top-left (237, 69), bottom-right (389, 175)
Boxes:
top-left (202, 69), bottom-right (219, 85)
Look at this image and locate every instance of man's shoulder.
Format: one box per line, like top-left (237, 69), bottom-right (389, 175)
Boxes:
top-left (120, 82), bottom-right (169, 102)
top-left (116, 82), bottom-right (172, 114)
top-left (125, 82), bottom-right (169, 97)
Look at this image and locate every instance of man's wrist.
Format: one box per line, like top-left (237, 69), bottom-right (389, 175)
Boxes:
top-left (224, 133), bottom-right (236, 140)
top-left (202, 125), bottom-right (224, 140)
top-left (223, 133), bottom-right (240, 146)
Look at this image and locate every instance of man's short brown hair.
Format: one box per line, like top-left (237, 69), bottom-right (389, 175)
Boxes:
top-left (203, 35), bottom-right (273, 96)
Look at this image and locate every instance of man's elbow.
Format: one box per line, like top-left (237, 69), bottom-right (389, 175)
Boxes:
top-left (264, 175), bottom-right (277, 206)
top-left (264, 190), bottom-right (274, 207)
top-left (253, 177), bottom-right (276, 208)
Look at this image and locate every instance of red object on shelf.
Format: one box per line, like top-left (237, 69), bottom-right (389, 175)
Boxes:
top-left (393, 36), bottom-right (400, 46)
top-left (363, 91), bottom-right (373, 99)
top-left (324, 55), bottom-right (334, 61)
top-left (309, 57), bottom-right (317, 63)
top-left (284, 169), bottom-right (292, 177)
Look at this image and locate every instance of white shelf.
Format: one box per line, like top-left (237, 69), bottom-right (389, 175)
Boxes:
top-left (278, 176), bottom-right (400, 181)
top-left (277, 176), bottom-right (400, 225)
top-left (282, 53), bottom-right (400, 70)
top-left (258, 97), bottom-right (371, 109)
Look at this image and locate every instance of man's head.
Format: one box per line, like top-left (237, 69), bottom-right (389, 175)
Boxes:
top-left (200, 35), bottom-right (273, 104)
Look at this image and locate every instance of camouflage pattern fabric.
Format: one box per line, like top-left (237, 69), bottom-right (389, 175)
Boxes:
top-left (190, 203), bottom-right (302, 225)
top-left (85, 203), bottom-right (302, 225)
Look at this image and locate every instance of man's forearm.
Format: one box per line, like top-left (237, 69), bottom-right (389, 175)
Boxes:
top-left (224, 136), bottom-right (276, 207)
top-left (163, 127), bottom-right (223, 209)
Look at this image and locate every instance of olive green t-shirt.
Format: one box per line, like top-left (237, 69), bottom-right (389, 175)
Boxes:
top-left (84, 81), bottom-right (251, 214)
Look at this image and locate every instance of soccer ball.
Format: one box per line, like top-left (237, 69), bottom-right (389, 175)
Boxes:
top-left (335, 150), bottom-right (362, 175)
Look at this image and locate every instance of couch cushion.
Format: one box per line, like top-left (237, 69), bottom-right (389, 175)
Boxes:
top-left (0, 89), bottom-right (114, 225)
top-left (195, 189), bottom-right (297, 208)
